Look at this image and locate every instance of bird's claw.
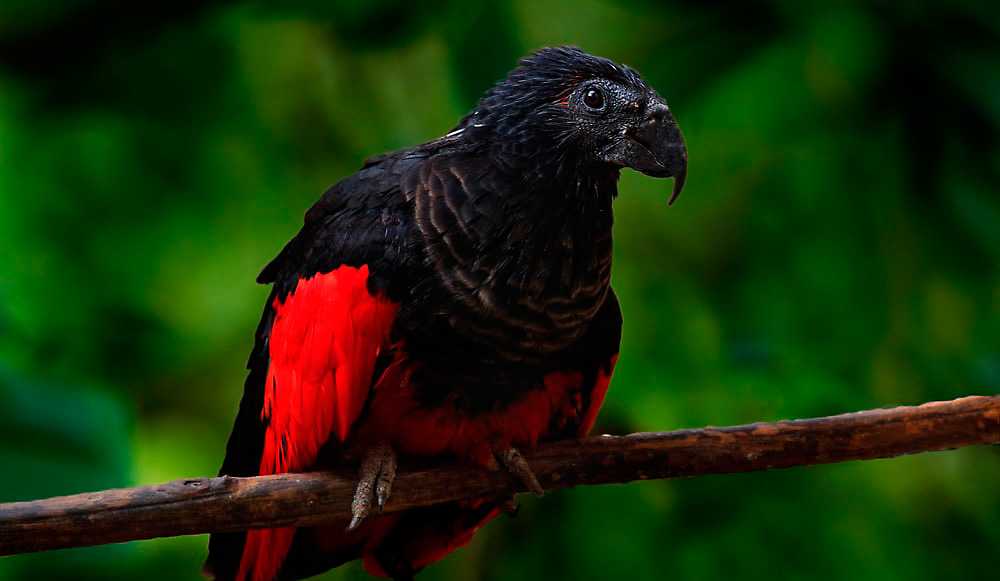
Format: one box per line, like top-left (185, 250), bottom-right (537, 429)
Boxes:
top-left (491, 445), bottom-right (544, 496)
top-left (347, 443), bottom-right (397, 531)
top-left (497, 493), bottom-right (521, 518)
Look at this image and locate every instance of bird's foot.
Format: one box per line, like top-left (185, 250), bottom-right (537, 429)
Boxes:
top-left (488, 445), bottom-right (544, 496)
top-left (347, 443), bottom-right (397, 531)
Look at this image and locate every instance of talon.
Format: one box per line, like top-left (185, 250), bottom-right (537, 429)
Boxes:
top-left (347, 443), bottom-right (397, 531)
top-left (493, 446), bottom-right (544, 496)
top-left (374, 453), bottom-right (396, 511)
top-left (498, 494), bottom-right (520, 518)
top-left (347, 513), bottom-right (366, 533)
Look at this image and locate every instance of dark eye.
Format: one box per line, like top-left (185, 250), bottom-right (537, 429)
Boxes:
top-left (583, 87), bottom-right (605, 109)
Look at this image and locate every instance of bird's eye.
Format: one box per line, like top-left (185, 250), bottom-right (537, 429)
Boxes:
top-left (583, 87), bottom-right (605, 110)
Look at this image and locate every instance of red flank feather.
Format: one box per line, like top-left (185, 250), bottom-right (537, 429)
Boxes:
top-left (578, 354), bottom-right (617, 437)
top-left (237, 265), bottom-right (397, 581)
top-left (359, 353), bottom-right (619, 467)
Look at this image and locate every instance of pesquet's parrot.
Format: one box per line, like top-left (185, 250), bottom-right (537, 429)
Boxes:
top-left (203, 46), bottom-right (686, 581)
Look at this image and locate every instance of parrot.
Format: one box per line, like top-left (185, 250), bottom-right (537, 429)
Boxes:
top-left (203, 45), bottom-right (686, 581)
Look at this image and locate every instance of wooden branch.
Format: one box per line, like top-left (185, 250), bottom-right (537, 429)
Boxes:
top-left (1, 395), bottom-right (997, 556)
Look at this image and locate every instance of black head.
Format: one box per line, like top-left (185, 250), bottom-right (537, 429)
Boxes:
top-left (459, 46), bottom-right (687, 203)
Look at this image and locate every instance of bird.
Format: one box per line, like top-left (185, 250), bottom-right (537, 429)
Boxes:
top-left (203, 45), bottom-right (686, 581)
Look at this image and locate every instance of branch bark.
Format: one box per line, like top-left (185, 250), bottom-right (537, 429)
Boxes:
top-left (1, 395), bottom-right (997, 556)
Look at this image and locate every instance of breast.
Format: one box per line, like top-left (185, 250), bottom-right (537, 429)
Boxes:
top-left (445, 233), bottom-right (612, 361)
top-left (407, 154), bottom-right (616, 363)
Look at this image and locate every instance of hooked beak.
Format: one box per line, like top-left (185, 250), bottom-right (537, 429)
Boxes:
top-left (602, 102), bottom-right (687, 205)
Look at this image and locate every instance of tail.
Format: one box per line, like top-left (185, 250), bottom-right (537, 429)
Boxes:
top-left (204, 502), bottom-right (500, 581)
top-left (359, 500), bottom-right (501, 579)
top-left (308, 500), bottom-right (501, 581)
top-left (203, 301), bottom-right (276, 581)
top-left (202, 303), bottom-right (303, 581)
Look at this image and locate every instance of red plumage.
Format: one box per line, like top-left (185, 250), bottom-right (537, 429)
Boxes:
top-left (239, 266), bottom-right (397, 581)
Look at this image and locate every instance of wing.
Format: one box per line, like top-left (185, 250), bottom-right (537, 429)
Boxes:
top-left (261, 265), bottom-right (397, 471)
top-left (236, 265), bottom-right (398, 581)
top-left (204, 148), bottom-right (427, 581)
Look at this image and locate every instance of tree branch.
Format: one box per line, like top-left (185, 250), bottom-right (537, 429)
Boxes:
top-left (1, 395), bottom-right (997, 556)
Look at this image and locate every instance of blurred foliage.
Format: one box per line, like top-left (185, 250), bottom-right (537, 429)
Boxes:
top-left (1, 0), bottom-right (998, 580)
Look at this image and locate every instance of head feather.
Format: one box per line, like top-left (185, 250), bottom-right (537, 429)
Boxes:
top-left (456, 46), bottom-right (652, 172)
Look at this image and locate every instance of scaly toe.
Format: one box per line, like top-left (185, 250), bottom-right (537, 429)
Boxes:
top-left (347, 443), bottom-right (397, 531)
top-left (374, 451), bottom-right (396, 511)
top-left (492, 445), bottom-right (544, 496)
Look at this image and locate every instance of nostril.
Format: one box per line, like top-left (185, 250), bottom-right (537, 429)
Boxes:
top-left (647, 103), bottom-right (670, 122)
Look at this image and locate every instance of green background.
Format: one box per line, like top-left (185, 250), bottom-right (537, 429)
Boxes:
top-left (1, 1), bottom-right (998, 579)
